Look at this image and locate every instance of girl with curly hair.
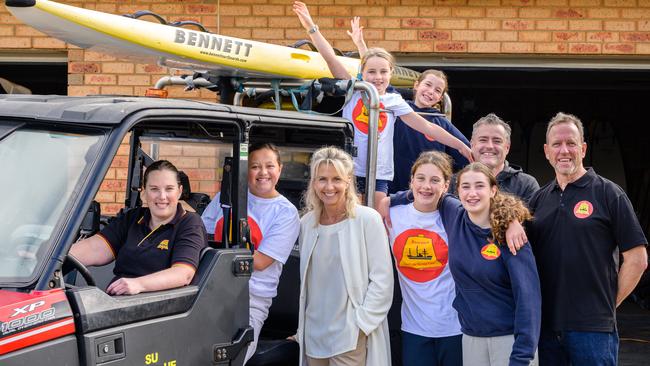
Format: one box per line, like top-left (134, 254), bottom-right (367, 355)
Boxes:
top-left (441, 162), bottom-right (541, 366)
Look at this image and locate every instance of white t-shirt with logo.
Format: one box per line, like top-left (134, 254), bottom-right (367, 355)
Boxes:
top-left (202, 191), bottom-right (300, 298)
top-left (343, 91), bottom-right (413, 180)
top-left (388, 203), bottom-right (462, 338)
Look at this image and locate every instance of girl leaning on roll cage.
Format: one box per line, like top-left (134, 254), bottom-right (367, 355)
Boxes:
top-left (344, 16), bottom-right (470, 194)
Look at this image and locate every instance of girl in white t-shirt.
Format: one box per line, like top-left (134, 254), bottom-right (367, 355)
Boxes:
top-left (292, 1), bottom-right (472, 208)
top-left (201, 143), bottom-right (300, 363)
top-left (388, 151), bottom-right (462, 366)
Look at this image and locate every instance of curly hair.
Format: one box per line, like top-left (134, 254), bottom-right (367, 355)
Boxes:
top-left (456, 162), bottom-right (531, 245)
top-left (489, 192), bottom-right (532, 245)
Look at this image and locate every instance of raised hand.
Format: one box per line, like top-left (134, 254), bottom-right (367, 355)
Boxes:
top-left (292, 1), bottom-right (316, 31)
top-left (346, 16), bottom-right (367, 55)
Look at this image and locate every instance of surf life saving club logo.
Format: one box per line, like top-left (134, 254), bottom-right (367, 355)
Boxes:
top-left (214, 216), bottom-right (263, 249)
top-left (352, 98), bottom-right (388, 135)
top-left (157, 239), bottom-right (169, 250)
top-left (574, 200), bottom-right (594, 219)
top-left (481, 243), bottom-right (501, 261)
top-left (393, 229), bottom-right (448, 283)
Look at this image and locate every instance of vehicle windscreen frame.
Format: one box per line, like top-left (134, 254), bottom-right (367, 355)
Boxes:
top-left (0, 121), bottom-right (108, 287)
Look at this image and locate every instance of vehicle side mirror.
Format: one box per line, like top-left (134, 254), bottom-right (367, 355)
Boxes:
top-left (80, 201), bottom-right (101, 237)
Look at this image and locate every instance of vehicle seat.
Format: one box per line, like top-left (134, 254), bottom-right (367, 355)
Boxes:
top-left (178, 171), bottom-right (211, 215)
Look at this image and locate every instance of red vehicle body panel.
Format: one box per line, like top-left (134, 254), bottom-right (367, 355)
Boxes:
top-left (0, 289), bottom-right (74, 355)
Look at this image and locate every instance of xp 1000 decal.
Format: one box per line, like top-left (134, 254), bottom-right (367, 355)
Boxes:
top-left (0, 289), bottom-right (74, 355)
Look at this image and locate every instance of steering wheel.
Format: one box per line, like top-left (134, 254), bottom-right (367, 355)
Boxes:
top-left (64, 253), bottom-right (96, 287)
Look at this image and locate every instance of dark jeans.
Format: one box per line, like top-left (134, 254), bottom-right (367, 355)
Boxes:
top-left (402, 331), bottom-right (462, 366)
top-left (538, 328), bottom-right (618, 366)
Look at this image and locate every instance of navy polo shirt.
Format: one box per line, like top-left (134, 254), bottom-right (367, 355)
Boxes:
top-left (527, 168), bottom-right (647, 332)
top-left (98, 203), bottom-right (208, 284)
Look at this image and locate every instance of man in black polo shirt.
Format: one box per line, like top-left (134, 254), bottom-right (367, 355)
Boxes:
top-left (527, 112), bottom-right (648, 365)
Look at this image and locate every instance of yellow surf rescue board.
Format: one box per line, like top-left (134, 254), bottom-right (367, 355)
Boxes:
top-left (5, 0), bottom-right (420, 87)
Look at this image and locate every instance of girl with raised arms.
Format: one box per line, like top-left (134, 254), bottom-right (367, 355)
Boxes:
top-left (292, 1), bottom-right (472, 208)
top-left (345, 19), bottom-right (470, 193)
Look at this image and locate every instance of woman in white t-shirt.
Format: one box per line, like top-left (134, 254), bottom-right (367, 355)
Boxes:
top-left (297, 146), bottom-right (393, 366)
top-left (292, 1), bottom-right (472, 208)
top-left (388, 151), bottom-right (462, 366)
top-left (201, 143), bottom-right (300, 363)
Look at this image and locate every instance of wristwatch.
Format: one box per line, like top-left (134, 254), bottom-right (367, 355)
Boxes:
top-left (307, 25), bottom-right (319, 34)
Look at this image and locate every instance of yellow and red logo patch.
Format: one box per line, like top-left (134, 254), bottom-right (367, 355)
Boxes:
top-left (215, 216), bottom-right (263, 249)
top-left (352, 98), bottom-right (387, 135)
top-left (573, 200), bottom-right (593, 219)
top-left (393, 228), bottom-right (448, 283)
top-left (480, 243), bottom-right (501, 260)
top-left (157, 239), bottom-right (169, 250)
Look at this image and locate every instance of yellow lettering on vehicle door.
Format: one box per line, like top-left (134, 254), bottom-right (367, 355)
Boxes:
top-left (145, 352), bottom-right (159, 364)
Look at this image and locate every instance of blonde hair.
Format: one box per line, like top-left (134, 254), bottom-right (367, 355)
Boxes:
top-left (456, 162), bottom-right (531, 245)
top-left (303, 146), bottom-right (359, 223)
top-left (410, 151), bottom-right (453, 183)
top-left (360, 47), bottom-right (395, 72)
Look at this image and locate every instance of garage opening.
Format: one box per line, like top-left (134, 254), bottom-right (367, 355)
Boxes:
top-left (0, 61), bottom-right (67, 95)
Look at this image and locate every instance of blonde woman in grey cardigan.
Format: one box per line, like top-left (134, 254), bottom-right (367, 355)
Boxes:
top-left (297, 146), bottom-right (394, 366)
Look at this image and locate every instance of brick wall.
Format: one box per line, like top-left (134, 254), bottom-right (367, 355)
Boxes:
top-left (2, 0), bottom-right (650, 214)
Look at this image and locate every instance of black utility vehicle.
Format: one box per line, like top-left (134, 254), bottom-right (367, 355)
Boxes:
top-left (0, 95), bottom-right (354, 365)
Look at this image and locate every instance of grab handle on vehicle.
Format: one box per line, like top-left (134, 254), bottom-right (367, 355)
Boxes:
top-left (212, 326), bottom-right (254, 364)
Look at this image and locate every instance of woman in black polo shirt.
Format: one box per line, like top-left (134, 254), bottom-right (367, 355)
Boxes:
top-left (70, 160), bottom-right (207, 295)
